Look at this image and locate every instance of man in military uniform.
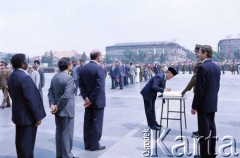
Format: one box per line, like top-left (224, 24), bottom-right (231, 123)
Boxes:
top-left (181, 44), bottom-right (202, 137)
top-left (0, 61), bottom-right (11, 108)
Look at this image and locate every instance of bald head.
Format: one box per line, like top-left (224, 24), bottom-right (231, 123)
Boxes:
top-left (90, 49), bottom-right (103, 63)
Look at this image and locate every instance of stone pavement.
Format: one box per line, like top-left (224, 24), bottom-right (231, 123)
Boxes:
top-left (0, 72), bottom-right (240, 158)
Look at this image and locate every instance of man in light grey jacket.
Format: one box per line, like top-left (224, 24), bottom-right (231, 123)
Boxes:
top-left (48, 57), bottom-right (76, 158)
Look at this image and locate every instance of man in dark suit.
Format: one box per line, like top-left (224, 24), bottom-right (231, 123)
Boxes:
top-left (191, 45), bottom-right (220, 158)
top-left (34, 60), bottom-right (45, 98)
top-left (48, 57), bottom-right (77, 158)
top-left (79, 49), bottom-right (106, 151)
top-left (8, 54), bottom-right (46, 158)
top-left (140, 67), bottom-right (178, 130)
top-left (115, 61), bottom-right (125, 90)
top-left (109, 62), bottom-right (117, 89)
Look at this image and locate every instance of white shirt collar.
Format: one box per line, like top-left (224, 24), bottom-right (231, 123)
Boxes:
top-left (91, 60), bottom-right (100, 65)
top-left (202, 58), bottom-right (210, 63)
top-left (18, 68), bottom-right (28, 74)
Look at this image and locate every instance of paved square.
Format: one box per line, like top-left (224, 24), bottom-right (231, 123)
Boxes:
top-left (0, 72), bottom-right (239, 158)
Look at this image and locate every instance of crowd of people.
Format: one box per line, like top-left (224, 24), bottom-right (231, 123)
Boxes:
top-left (0, 44), bottom-right (239, 158)
top-left (3, 51), bottom-right (106, 158)
top-left (106, 59), bottom-right (239, 92)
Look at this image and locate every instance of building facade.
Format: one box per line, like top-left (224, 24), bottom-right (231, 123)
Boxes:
top-left (105, 41), bottom-right (192, 63)
top-left (218, 38), bottom-right (240, 60)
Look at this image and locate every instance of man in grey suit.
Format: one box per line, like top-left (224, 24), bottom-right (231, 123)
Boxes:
top-left (48, 57), bottom-right (77, 158)
top-left (34, 60), bottom-right (45, 98)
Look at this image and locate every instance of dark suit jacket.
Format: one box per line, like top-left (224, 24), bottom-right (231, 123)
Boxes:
top-left (192, 59), bottom-right (221, 113)
top-left (79, 61), bottom-right (106, 108)
top-left (38, 68), bottom-right (45, 88)
top-left (115, 65), bottom-right (125, 77)
top-left (109, 66), bottom-right (116, 78)
top-left (8, 69), bottom-right (46, 125)
top-left (140, 73), bottom-right (166, 100)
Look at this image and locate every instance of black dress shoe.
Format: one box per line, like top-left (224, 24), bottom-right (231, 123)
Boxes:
top-left (155, 124), bottom-right (162, 128)
top-left (192, 131), bottom-right (199, 137)
top-left (193, 155), bottom-right (200, 158)
top-left (0, 106), bottom-right (5, 109)
top-left (149, 125), bottom-right (160, 130)
top-left (6, 104), bottom-right (11, 107)
top-left (90, 145), bottom-right (106, 151)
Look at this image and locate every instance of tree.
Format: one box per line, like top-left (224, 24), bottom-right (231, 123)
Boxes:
top-left (123, 50), bottom-right (138, 63)
top-left (105, 53), bottom-right (114, 64)
top-left (137, 50), bottom-right (146, 63)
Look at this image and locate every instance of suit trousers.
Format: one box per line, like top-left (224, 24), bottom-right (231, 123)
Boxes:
top-left (84, 107), bottom-right (104, 150)
top-left (198, 112), bottom-right (216, 158)
top-left (111, 77), bottom-right (116, 89)
top-left (143, 98), bottom-right (157, 127)
top-left (15, 124), bottom-right (38, 158)
top-left (55, 115), bottom-right (74, 158)
top-left (74, 80), bottom-right (79, 95)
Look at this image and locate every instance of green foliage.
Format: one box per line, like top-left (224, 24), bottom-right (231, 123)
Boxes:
top-left (212, 50), bottom-right (225, 62)
top-left (105, 53), bottom-right (114, 64)
top-left (233, 50), bottom-right (240, 60)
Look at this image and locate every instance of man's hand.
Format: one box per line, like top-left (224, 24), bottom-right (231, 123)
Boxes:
top-left (51, 104), bottom-right (58, 114)
top-left (181, 90), bottom-right (187, 96)
top-left (191, 109), bottom-right (197, 115)
top-left (35, 120), bottom-right (42, 126)
top-left (165, 88), bottom-right (171, 91)
top-left (84, 97), bottom-right (92, 108)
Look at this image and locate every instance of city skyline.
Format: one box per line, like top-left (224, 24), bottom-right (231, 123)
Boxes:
top-left (1, 0), bottom-right (240, 57)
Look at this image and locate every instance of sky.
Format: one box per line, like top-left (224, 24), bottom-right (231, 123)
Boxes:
top-left (0, 0), bottom-right (240, 57)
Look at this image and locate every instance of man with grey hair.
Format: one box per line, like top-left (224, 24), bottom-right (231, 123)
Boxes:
top-left (79, 49), bottom-right (106, 151)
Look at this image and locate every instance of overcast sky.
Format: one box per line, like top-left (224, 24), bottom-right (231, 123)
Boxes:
top-left (1, 0), bottom-right (240, 57)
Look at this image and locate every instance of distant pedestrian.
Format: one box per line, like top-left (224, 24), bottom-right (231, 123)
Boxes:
top-left (0, 61), bottom-right (11, 108)
top-left (34, 60), bottom-right (45, 98)
top-left (29, 64), bottom-right (40, 89)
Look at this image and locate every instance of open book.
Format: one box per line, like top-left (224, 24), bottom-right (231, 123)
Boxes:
top-left (163, 91), bottom-right (182, 97)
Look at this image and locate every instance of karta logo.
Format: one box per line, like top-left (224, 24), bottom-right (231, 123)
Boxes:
top-left (142, 128), bottom-right (239, 157)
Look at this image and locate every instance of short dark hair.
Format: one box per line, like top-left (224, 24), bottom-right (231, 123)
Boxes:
top-left (90, 49), bottom-right (101, 60)
top-left (200, 45), bottom-right (213, 58)
top-left (11, 54), bottom-right (26, 68)
top-left (34, 60), bottom-right (40, 65)
top-left (58, 57), bottom-right (71, 71)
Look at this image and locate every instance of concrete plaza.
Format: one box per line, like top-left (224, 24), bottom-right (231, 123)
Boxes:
top-left (0, 71), bottom-right (240, 158)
